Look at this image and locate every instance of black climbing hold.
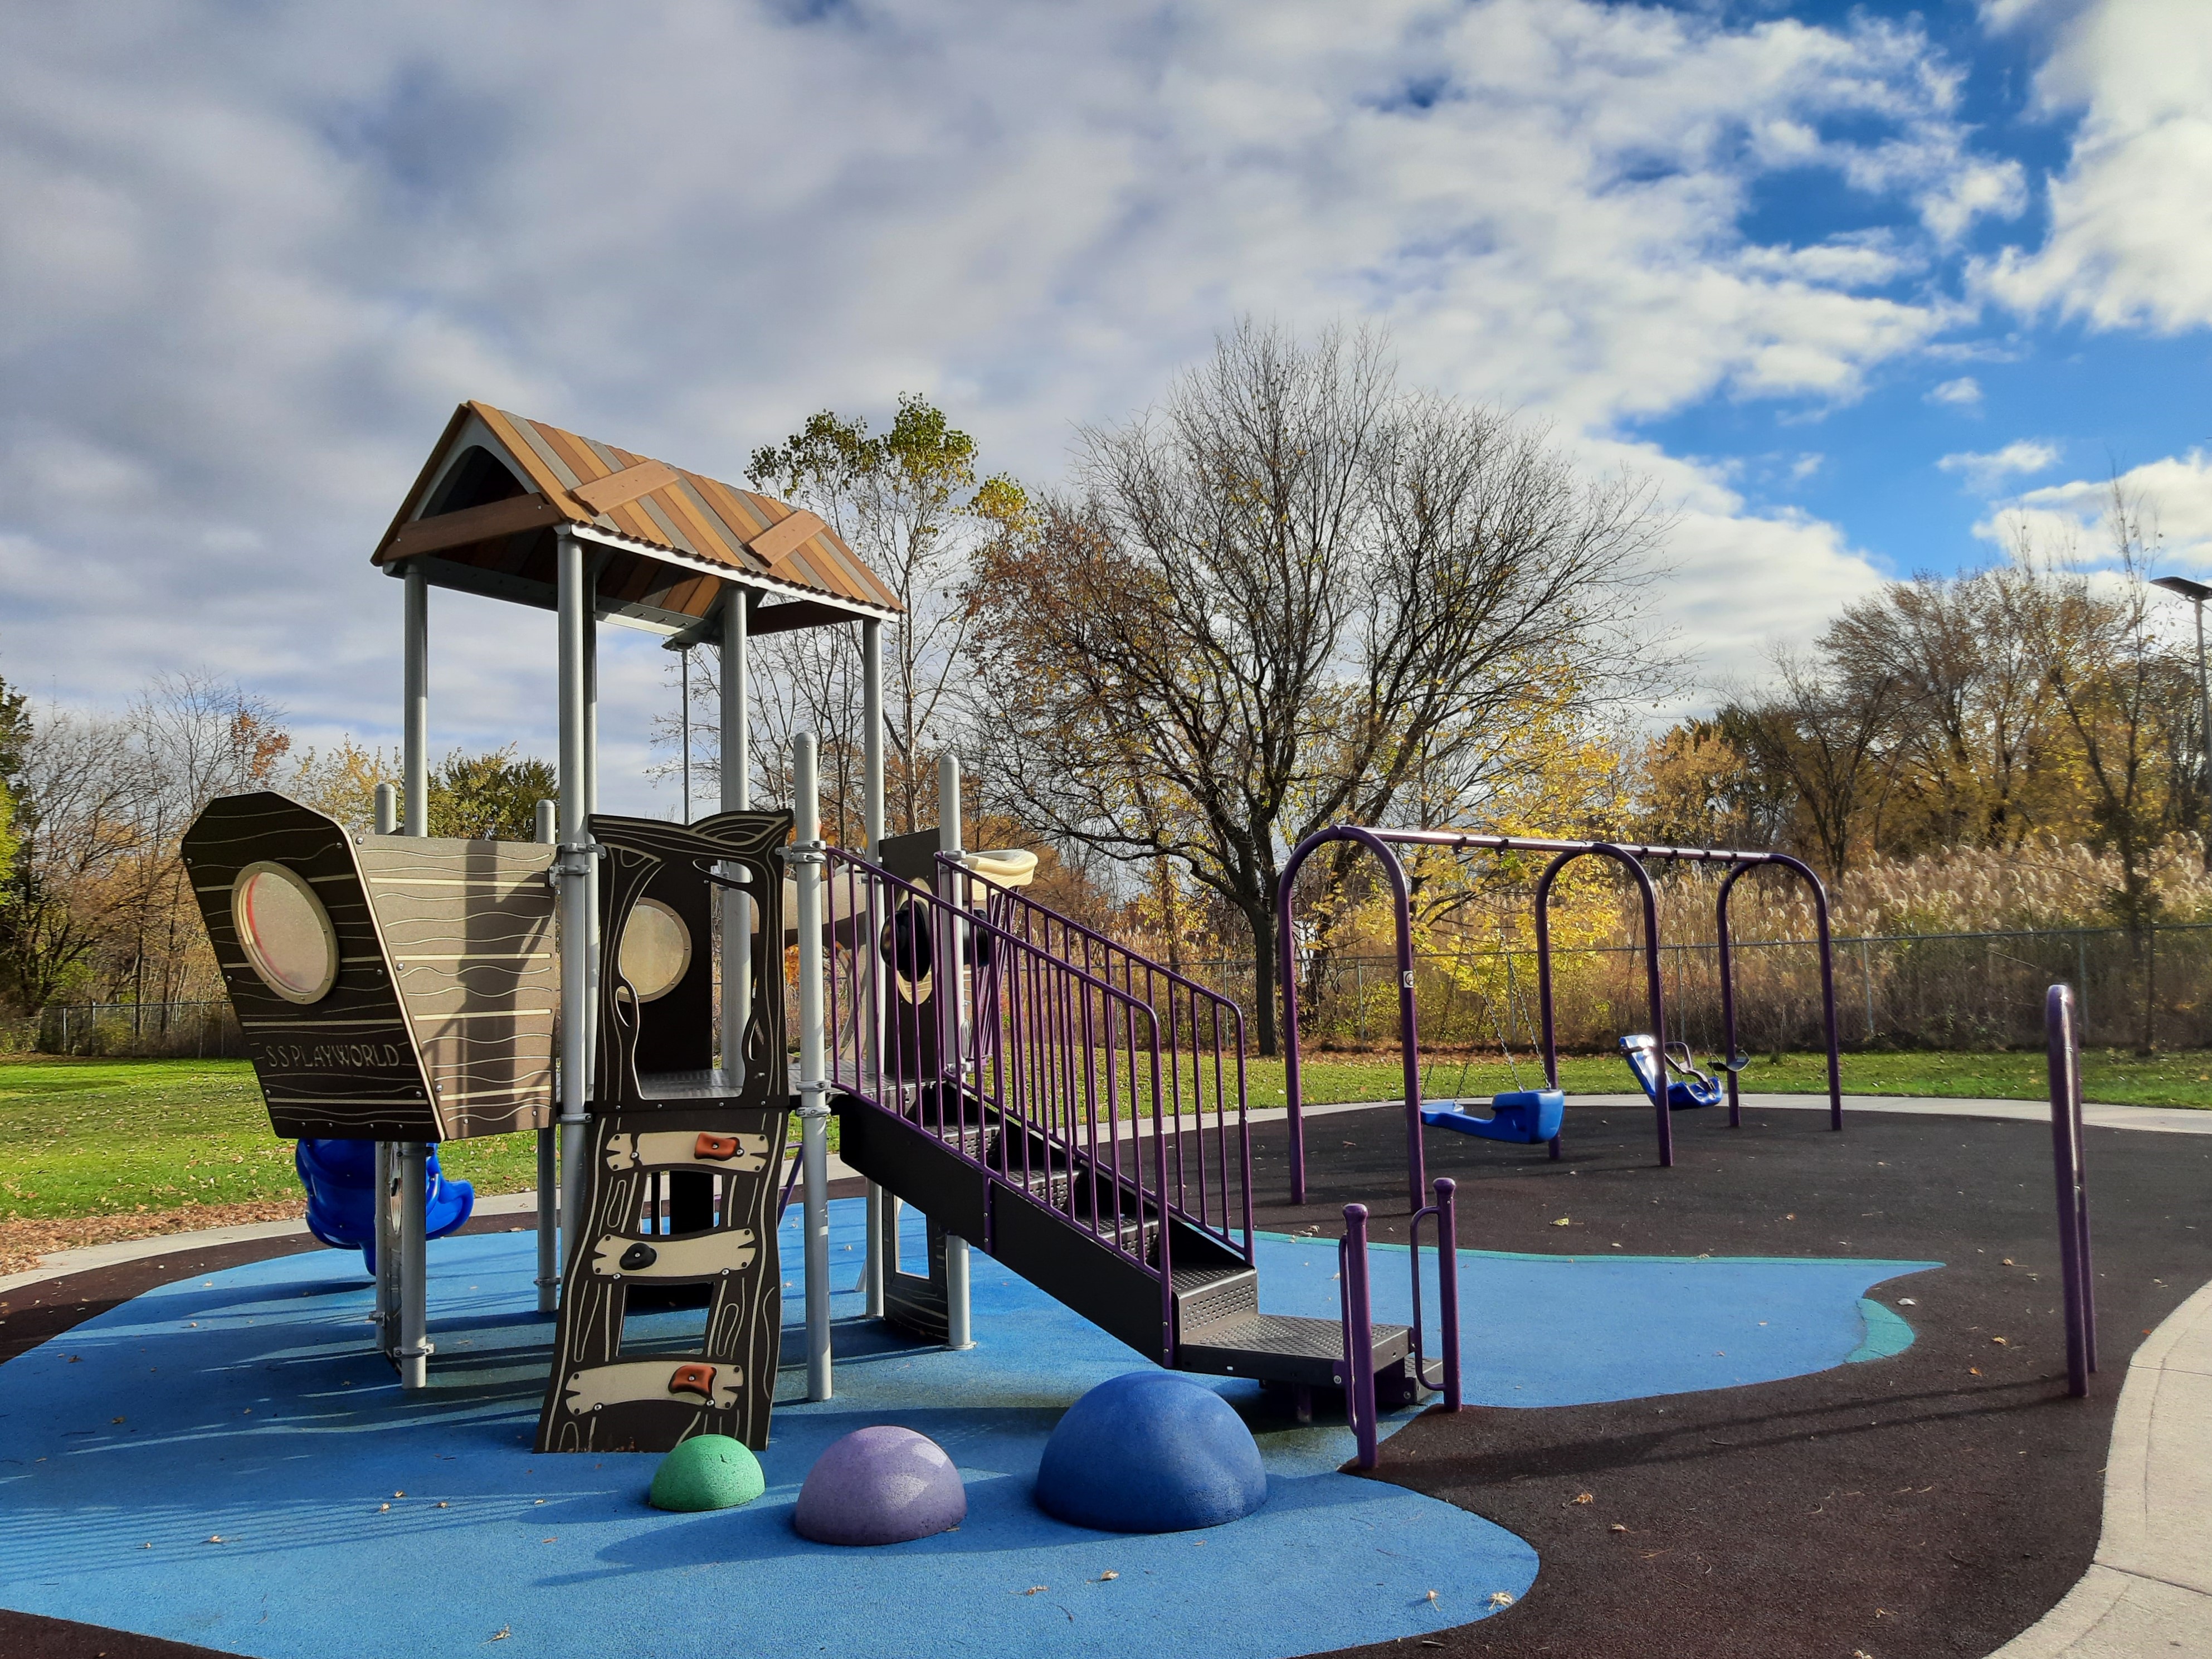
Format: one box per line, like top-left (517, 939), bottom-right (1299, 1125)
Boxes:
top-left (620, 1242), bottom-right (659, 1272)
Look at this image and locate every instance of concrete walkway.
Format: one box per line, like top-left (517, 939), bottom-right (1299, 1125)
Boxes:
top-left (1989, 1276), bottom-right (2212, 1658)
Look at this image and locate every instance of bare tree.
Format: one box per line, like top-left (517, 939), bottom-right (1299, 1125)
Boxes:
top-left (2004, 482), bottom-right (2193, 1047)
top-left (966, 319), bottom-right (1672, 1053)
top-left (1719, 650), bottom-right (1896, 879)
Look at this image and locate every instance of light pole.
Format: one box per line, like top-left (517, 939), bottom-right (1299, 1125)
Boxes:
top-left (2152, 574), bottom-right (2212, 869)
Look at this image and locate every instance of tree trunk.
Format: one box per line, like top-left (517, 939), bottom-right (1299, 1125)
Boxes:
top-left (1249, 897), bottom-right (1278, 1058)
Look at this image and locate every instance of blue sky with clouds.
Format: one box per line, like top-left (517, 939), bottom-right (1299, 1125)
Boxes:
top-left (2, 0), bottom-right (2206, 812)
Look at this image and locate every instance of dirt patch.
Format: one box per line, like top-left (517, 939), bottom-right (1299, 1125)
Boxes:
top-left (0, 1200), bottom-right (304, 1275)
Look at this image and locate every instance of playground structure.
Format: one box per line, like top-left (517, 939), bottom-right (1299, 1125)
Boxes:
top-left (1276, 825), bottom-right (1845, 1204)
top-left (183, 398), bottom-right (1436, 1457)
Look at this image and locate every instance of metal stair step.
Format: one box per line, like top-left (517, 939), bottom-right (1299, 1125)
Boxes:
top-left (1173, 1312), bottom-right (1411, 1389)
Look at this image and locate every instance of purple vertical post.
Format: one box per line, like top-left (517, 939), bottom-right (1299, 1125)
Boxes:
top-left (1436, 1178), bottom-right (1460, 1412)
top-left (1338, 1203), bottom-right (1377, 1471)
top-left (1716, 863), bottom-right (1748, 1128)
top-left (2046, 984), bottom-right (2093, 1398)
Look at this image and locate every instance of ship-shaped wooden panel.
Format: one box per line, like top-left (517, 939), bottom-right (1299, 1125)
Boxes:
top-left (183, 792), bottom-right (555, 1142)
top-left (356, 834), bottom-right (556, 1139)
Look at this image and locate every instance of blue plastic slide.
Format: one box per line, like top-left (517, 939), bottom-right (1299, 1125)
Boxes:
top-left (1617, 1034), bottom-right (1724, 1110)
top-left (294, 1138), bottom-right (474, 1273)
top-left (1419, 1088), bottom-right (1565, 1144)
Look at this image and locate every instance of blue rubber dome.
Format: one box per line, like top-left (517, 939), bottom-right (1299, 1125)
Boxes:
top-left (1034, 1371), bottom-right (1267, 1533)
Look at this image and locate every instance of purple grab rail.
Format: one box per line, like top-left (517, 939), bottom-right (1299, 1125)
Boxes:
top-left (818, 845), bottom-right (1254, 1363)
top-left (2046, 984), bottom-right (2097, 1398)
top-left (1337, 1203), bottom-right (1379, 1471)
top-left (1408, 1176), bottom-right (1461, 1410)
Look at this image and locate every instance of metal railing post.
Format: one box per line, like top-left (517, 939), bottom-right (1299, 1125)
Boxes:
top-left (1338, 1203), bottom-right (1378, 1470)
top-left (2047, 984), bottom-right (2096, 1398)
top-left (792, 733), bottom-right (835, 1400)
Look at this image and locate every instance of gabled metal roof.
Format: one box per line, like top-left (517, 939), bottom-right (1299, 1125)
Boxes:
top-left (371, 401), bottom-right (902, 636)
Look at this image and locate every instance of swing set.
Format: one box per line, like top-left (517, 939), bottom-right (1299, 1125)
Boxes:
top-left (1276, 826), bottom-right (1844, 1207)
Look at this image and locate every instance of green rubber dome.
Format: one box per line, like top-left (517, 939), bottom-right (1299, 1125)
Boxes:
top-left (648, 1434), bottom-right (766, 1512)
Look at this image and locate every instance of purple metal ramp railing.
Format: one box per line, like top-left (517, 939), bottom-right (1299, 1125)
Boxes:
top-left (818, 846), bottom-right (1255, 1360)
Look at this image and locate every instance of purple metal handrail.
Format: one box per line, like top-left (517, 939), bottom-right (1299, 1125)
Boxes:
top-left (2046, 984), bottom-right (2097, 1398)
top-left (820, 846), bottom-right (1251, 1363)
top-left (949, 857), bottom-right (1255, 1262)
top-left (1337, 1203), bottom-right (1378, 1471)
top-left (1408, 1176), bottom-right (1461, 1410)
top-left (1717, 856), bottom-right (1842, 1129)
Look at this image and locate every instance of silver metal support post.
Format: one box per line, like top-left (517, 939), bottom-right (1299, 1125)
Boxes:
top-left (402, 568), bottom-right (428, 838)
top-left (582, 593), bottom-right (600, 1098)
top-left (397, 568), bottom-right (431, 1389)
top-left (719, 587), bottom-right (752, 1083)
top-left (534, 798), bottom-right (559, 1314)
top-left (371, 782), bottom-right (399, 1350)
top-left (397, 1139), bottom-right (430, 1388)
top-left (555, 531), bottom-right (593, 1249)
top-left (793, 733), bottom-right (834, 1399)
top-left (861, 619), bottom-right (886, 1319)
top-left (939, 751), bottom-right (973, 1351)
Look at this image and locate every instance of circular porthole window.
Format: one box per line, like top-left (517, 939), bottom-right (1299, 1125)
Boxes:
top-left (619, 898), bottom-right (691, 1003)
top-left (230, 862), bottom-right (340, 1004)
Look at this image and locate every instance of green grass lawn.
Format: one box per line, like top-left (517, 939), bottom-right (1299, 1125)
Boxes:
top-left (1, 1045), bottom-right (2204, 1225)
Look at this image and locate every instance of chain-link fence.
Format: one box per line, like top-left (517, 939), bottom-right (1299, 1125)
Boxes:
top-left (20, 1000), bottom-right (247, 1060)
top-left (1187, 921), bottom-right (2212, 1055)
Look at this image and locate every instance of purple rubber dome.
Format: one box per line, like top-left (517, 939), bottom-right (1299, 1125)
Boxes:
top-left (792, 1425), bottom-right (967, 1546)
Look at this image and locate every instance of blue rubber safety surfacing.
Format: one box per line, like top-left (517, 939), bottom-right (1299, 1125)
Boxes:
top-left (0, 1199), bottom-right (1934, 1659)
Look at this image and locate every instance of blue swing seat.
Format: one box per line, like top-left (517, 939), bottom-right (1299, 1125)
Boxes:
top-left (1420, 1088), bottom-right (1565, 1145)
top-left (1618, 1034), bottom-right (1725, 1111)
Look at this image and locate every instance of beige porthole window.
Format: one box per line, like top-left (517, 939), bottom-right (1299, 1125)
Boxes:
top-left (230, 862), bottom-right (340, 1004)
top-left (619, 898), bottom-right (691, 1003)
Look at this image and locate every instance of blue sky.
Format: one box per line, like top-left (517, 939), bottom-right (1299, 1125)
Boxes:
top-left (2, 0), bottom-right (2207, 811)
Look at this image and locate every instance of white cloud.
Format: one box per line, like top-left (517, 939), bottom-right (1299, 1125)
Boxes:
top-left (1974, 450), bottom-right (2212, 572)
top-left (1928, 375), bottom-right (1984, 406)
top-left (1938, 439), bottom-right (2063, 492)
top-left (1977, 0), bottom-right (2212, 330)
top-left (0, 1), bottom-right (2018, 800)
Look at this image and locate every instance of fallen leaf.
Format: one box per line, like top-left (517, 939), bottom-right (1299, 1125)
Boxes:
top-left (437, 1501), bottom-right (450, 1509)
top-left (111, 1417), bottom-right (125, 1424)
top-left (1022, 1585), bottom-right (1048, 1595)
top-left (485, 1629), bottom-right (511, 1645)
top-left (1095, 1570), bottom-right (1118, 1582)
top-left (206, 1535), bottom-right (223, 1544)
top-left (2002, 1258), bottom-right (2015, 1267)
top-left (378, 1504), bottom-right (391, 1513)
top-left (1784, 1213), bottom-right (1795, 1221)
top-left (1991, 1336), bottom-right (2009, 1346)
top-left (1609, 1524), bottom-right (1628, 1533)
top-left (1425, 1590), bottom-right (1439, 1603)
top-left (1488, 1590), bottom-right (1516, 1607)
top-left (1969, 1367), bottom-right (1982, 1376)
top-left (1550, 1218), bottom-right (1571, 1228)
top-left (1571, 1492), bottom-right (1594, 1505)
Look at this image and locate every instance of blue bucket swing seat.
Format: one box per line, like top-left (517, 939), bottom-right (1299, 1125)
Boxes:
top-left (1617, 1033), bottom-right (1740, 1111)
top-left (1419, 1087), bottom-right (1565, 1144)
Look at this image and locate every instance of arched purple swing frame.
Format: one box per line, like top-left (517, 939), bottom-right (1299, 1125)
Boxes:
top-left (1277, 826), bottom-right (1845, 1208)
